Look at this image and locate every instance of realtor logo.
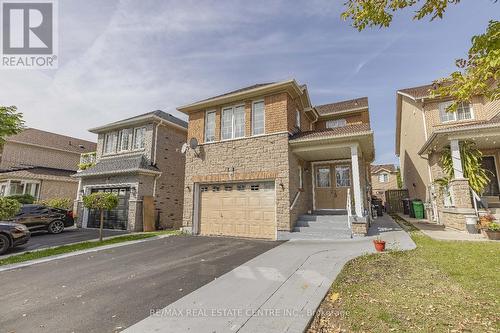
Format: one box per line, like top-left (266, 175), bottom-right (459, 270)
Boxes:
top-left (1, 0), bottom-right (58, 69)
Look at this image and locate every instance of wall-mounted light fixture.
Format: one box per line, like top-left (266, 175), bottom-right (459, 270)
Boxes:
top-left (131, 186), bottom-right (137, 197)
top-left (279, 182), bottom-right (285, 190)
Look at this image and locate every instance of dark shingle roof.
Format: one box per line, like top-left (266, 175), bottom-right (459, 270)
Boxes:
top-left (93, 110), bottom-right (187, 131)
top-left (315, 97), bottom-right (368, 115)
top-left (6, 128), bottom-right (96, 153)
top-left (195, 83), bottom-right (276, 103)
top-left (75, 154), bottom-right (160, 177)
top-left (371, 164), bottom-right (396, 173)
top-left (289, 123), bottom-right (371, 141)
top-left (0, 166), bottom-right (76, 177)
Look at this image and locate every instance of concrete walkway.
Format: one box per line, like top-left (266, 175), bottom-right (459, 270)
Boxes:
top-left (124, 215), bottom-right (415, 333)
top-left (397, 213), bottom-right (489, 242)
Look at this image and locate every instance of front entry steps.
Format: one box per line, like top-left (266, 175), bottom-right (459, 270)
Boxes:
top-left (277, 214), bottom-right (353, 240)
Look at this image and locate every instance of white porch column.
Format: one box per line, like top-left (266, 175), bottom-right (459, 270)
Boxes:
top-left (351, 144), bottom-right (363, 217)
top-left (450, 139), bottom-right (464, 179)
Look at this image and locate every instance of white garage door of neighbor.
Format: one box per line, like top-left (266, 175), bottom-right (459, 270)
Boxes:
top-left (199, 182), bottom-right (276, 239)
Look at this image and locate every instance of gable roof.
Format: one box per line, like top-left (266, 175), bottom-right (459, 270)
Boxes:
top-left (315, 97), bottom-right (368, 115)
top-left (88, 110), bottom-right (187, 134)
top-left (5, 128), bottom-right (96, 153)
top-left (371, 164), bottom-right (396, 174)
top-left (177, 79), bottom-right (311, 114)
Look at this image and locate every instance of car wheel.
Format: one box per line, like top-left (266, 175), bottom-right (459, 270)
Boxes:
top-left (48, 220), bottom-right (65, 234)
top-left (0, 234), bottom-right (10, 255)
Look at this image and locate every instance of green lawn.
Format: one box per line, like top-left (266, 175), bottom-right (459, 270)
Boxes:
top-left (0, 230), bottom-right (180, 266)
top-left (307, 215), bottom-right (500, 333)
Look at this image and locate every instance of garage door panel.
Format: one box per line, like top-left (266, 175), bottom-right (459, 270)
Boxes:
top-left (200, 182), bottom-right (275, 240)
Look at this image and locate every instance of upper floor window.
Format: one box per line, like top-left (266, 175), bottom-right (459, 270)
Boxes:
top-left (222, 105), bottom-right (245, 140)
top-left (326, 119), bottom-right (347, 129)
top-left (296, 109), bottom-right (301, 128)
top-left (439, 101), bottom-right (473, 123)
top-left (378, 173), bottom-right (389, 183)
top-left (252, 101), bottom-right (265, 135)
top-left (118, 128), bottom-right (133, 152)
top-left (133, 127), bottom-right (146, 149)
top-left (104, 132), bottom-right (118, 154)
top-left (205, 110), bottom-right (216, 143)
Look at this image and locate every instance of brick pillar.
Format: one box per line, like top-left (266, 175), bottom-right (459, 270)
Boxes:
top-left (449, 178), bottom-right (472, 208)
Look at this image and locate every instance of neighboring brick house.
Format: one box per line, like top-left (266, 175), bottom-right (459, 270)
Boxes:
top-left (396, 82), bottom-right (500, 229)
top-left (0, 128), bottom-right (96, 201)
top-left (178, 80), bottom-right (375, 240)
top-left (73, 111), bottom-right (187, 231)
top-left (371, 164), bottom-right (399, 204)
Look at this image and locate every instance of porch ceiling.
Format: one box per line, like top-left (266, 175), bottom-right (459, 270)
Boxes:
top-left (420, 126), bottom-right (500, 155)
top-left (289, 132), bottom-right (374, 162)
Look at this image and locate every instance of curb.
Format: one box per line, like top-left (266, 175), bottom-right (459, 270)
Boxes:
top-left (0, 233), bottom-right (174, 273)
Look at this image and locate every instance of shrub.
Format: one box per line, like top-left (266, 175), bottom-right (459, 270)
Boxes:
top-left (0, 197), bottom-right (21, 220)
top-left (488, 222), bottom-right (500, 232)
top-left (6, 194), bottom-right (35, 204)
top-left (37, 197), bottom-right (73, 210)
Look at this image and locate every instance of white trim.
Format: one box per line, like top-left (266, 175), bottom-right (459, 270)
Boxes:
top-left (450, 139), bottom-right (464, 179)
top-left (89, 115), bottom-right (187, 133)
top-left (252, 99), bottom-right (265, 136)
top-left (221, 103), bottom-right (245, 141)
top-left (396, 91), bottom-right (417, 101)
top-left (289, 130), bottom-right (373, 144)
top-left (350, 144), bottom-right (363, 217)
top-left (153, 122), bottom-right (160, 164)
top-left (317, 106), bottom-right (368, 116)
top-left (204, 110), bottom-right (216, 143)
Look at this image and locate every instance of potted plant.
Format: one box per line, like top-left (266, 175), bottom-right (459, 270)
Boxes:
top-left (478, 213), bottom-right (496, 236)
top-left (373, 237), bottom-right (386, 252)
top-left (484, 222), bottom-right (500, 240)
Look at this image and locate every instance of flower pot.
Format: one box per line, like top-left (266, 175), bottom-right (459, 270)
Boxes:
top-left (373, 240), bottom-right (386, 252)
top-left (484, 230), bottom-right (500, 240)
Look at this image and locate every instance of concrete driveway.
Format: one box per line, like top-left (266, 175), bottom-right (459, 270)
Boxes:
top-left (2, 227), bottom-right (128, 257)
top-left (0, 235), bottom-right (279, 333)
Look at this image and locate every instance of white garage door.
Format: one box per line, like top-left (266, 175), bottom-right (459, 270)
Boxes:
top-left (199, 182), bottom-right (276, 239)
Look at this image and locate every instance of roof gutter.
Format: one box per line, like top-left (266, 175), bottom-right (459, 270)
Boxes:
top-left (289, 130), bottom-right (373, 144)
top-left (89, 115), bottom-right (187, 134)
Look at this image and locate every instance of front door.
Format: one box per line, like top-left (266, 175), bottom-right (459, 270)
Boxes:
top-left (482, 156), bottom-right (500, 196)
top-left (314, 163), bottom-right (352, 210)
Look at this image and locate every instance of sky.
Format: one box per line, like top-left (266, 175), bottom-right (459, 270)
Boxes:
top-left (1, 0), bottom-right (498, 165)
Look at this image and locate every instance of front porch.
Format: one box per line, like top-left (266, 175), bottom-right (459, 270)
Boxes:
top-left (288, 129), bottom-right (375, 237)
top-left (422, 125), bottom-right (500, 231)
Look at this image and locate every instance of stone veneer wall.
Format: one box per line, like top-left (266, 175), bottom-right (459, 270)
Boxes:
top-left (182, 133), bottom-right (292, 231)
top-left (152, 124), bottom-right (186, 228)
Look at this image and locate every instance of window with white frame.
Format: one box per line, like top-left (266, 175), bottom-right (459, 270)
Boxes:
top-left (298, 166), bottom-right (303, 188)
top-left (326, 119), bottom-right (347, 129)
top-left (0, 180), bottom-right (40, 198)
top-left (0, 183), bottom-right (6, 197)
top-left (252, 101), bottom-right (265, 135)
top-left (378, 173), bottom-right (389, 183)
top-left (439, 101), bottom-right (473, 122)
top-left (205, 111), bottom-right (216, 142)
top-left (222, 105), bottom-right (245, 140)
top-left (296, 109), bottom-right (301, 128)
top-left (335, 166), bottom-right (351, 187)
top-left (133, 127), bottom-right (146, 149)
top-left (118, 128), bottom-right (133, 152)
top-left (104, 132), bottom-right (118, 154)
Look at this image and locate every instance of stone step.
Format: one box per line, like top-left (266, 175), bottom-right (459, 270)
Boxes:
top-left (298, 215), bottom-right (348, 222)
top-left (312, 210), bottom-right (347, 215)
top-left (295, 220), bottom-right (348, 228)
top-left (293, 225), bottom-right (349, 232)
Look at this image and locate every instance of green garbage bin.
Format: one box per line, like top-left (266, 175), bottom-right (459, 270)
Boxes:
top-left (412, 200), bottom-right (425, 219)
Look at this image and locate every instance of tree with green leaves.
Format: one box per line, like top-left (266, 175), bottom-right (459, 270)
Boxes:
top-left (0, 197), bottom-right (21, 220)
top-left (396, 167), bottom-right (403, 189)
top-left (82, 192), bottom-right (119, 241)
top-left (0, 106), bottom-right (24, 145)
top-left (342, 1), bottom-right (499, 112)
top-left (434, 141), bottom-right (490, 193)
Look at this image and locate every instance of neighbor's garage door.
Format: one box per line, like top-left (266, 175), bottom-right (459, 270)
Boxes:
top-left (200, 182), bottom-right (276, 239)
top-left (87, 187), bottom-right (130, 230)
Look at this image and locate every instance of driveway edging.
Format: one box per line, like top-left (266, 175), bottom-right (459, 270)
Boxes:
top-left (0, 233), bottom-right (174, 273)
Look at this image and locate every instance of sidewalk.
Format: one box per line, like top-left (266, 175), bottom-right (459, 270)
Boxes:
top-left (397, 213), bottom-right (488, 241)
top-left (124, 215), bottom-right (415, 333)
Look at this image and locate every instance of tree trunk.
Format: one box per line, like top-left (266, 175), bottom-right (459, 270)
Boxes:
top-left (99, 209), bottom-right (104, 242)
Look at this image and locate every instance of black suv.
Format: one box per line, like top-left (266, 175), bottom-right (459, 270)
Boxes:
top-left (9, 205), bottom-right (75, 234)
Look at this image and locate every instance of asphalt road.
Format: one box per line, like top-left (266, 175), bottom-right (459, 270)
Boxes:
top-left (0, 235), bottom-right (280, 333)
top-left (2, 227), bottom-right (128, 257)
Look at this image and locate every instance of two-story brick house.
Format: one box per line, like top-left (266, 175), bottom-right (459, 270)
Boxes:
top-left (371, 164), bottom-right (399, 205)
top-left (396, 82), bottom-right (500, 229)
top-left (0, 128), bottom-right (96, 201)
top-left (74, 111), bottom-right (187, 231)
top-left (178, 80), bottom-right (375, 240)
